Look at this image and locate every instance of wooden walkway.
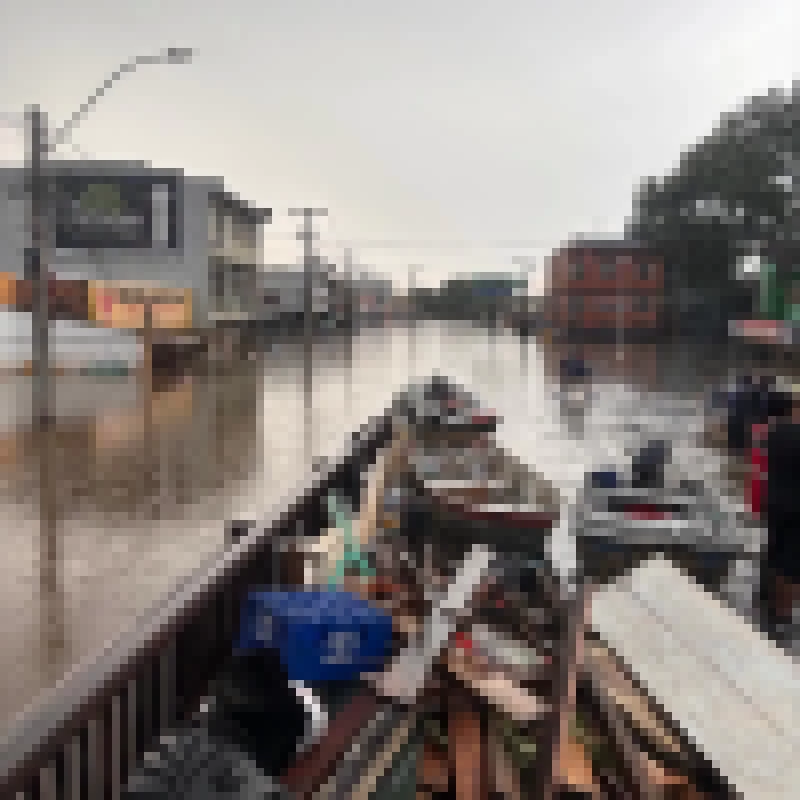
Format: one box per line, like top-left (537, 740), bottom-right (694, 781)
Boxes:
top-left (591, 555), bottom-right (800, 800)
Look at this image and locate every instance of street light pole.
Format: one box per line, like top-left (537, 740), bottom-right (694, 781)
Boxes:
top-left (18, 48), bottom-right (192, 670)
top-left (24, 47), bottom-right (193, 420)
top-left (27, 104), bottom-right (64, 671)
top-left (27, 105), bottom-right (51, 427)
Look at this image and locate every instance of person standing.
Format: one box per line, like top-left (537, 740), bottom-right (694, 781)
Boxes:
top-left (748, 377), bottom-right (793, 519)
top-left (761, 387), bottom-right (800, 641)
top-left (726, 374), bottom-right (756, 454)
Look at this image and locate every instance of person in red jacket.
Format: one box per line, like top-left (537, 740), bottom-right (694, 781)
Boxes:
top-left (749, 423), bottom-right (769, 519)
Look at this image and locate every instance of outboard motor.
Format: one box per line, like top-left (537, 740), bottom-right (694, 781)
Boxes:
top-left (630, 439), bottom-right (671, 489)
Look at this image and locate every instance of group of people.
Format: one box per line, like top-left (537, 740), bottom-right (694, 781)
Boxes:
top-left (726, 371), bottom-right (800, 641)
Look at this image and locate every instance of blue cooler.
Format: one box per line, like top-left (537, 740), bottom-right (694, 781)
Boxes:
top-left (236, 590), bottom-right (394, 682)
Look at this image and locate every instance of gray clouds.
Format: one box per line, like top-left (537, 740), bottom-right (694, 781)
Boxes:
top-left (0, 0), bottom-right (797, 289)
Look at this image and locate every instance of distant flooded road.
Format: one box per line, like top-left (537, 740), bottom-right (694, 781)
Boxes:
top-left (0, 321), bottom-right (756, 732)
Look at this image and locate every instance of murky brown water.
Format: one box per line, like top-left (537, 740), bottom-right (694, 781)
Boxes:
top-left (0, 321), bottom-right (762, 732)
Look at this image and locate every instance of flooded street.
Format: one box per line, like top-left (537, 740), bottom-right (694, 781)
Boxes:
top-left (0, 321), bottom-right (753, 732)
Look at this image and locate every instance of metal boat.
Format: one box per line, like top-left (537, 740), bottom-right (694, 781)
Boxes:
top-left (575, 438), bottom-right (757, 591)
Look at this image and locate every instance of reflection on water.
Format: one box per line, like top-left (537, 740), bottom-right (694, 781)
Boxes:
top-left (0, 322), bottom-right (755, 733)
top-left (0, 369), bottom-right (263, 520)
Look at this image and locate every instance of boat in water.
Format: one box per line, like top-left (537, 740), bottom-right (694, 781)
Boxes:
top-left (116, 379), bottom-right (741, 798)
top-left (576, 437), bottom-right (757, 589)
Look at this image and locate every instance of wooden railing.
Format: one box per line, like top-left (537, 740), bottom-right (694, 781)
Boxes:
top-left (0, 411), bottom-right (394, 800)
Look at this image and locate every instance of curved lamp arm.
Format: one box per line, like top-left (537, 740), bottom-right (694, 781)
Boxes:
top-left (50, 47), bottom-right (192, 152)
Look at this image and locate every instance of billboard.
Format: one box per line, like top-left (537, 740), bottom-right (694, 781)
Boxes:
top-left (89, 282), bottom-right (192, 330)
top-left (55, 174), bottom-right (179, 250)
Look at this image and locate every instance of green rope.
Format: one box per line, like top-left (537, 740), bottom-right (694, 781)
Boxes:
top-left (326, 493), bottom-right (375, 587)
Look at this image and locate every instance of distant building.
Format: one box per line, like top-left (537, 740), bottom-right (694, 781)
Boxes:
top-left (438, 275), bottom-right (527, 321)
top-left (259, 263), bottom-right (332, 326)
top-left (0, 160), bottom-right (271, 330)
top-left (545, 238), bottom-right (664, 337)
top-left (350, 274), bottom-right (393, 320)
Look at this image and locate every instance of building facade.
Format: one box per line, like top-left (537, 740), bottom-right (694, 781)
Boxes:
top-left (437, 275), bottom-right (527, 322)
top-left (259, 265), bottom-right (332, 327)
top-left (545, 239), bottom-right (664, 337)
top-left (0, 160), bottom-right (270, 330)
top-left (350, 274), bottom-right (393, 321)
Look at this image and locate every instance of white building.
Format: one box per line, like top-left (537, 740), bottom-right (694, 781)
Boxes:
top-left (0, 160), bottom-right (271, 329)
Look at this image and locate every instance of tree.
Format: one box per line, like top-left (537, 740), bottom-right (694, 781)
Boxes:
top-left (630, 84), bottom-right (800, 332)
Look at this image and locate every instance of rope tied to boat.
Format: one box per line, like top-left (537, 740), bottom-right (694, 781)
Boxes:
top-left (326, 492), bottom-right (375, 587)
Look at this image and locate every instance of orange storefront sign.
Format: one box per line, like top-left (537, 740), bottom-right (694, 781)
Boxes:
top-left (0, 273), bottom-right (16, 307)
top-left (89, 282), bottom-right (192, 330)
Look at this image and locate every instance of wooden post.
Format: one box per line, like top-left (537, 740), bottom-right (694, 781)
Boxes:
top-left (536, 582), bottom-right (592, 799)
top-left (447, 685), bottom-right (488, 800)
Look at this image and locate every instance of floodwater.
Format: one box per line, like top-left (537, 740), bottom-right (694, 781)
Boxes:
top-left (0, 320), bottom-right (760, 733)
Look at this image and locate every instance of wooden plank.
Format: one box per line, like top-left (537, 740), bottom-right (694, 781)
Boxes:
top-left (591, 555), bottom-right (800, 800)
top-left (418, 740), bottom-right (450, 796)
top-left (448, 687), bottom-right (488, 800)
top-left (554, 735), bottom-right (601, 797)
top-left (281, 691), bottom-right (383, 799)
top-left (536, 584), bottom-right (591, 800)
top-left (348, 712), bottom-right (416, 800)
top-left (368, 545), bottom-right (496, 704)
top-left (583, 638), bottom-right (685, 760)
top-left (443, 648), bottom-right (550, 722)
top-left (487, 716), bottom-right (523, 800)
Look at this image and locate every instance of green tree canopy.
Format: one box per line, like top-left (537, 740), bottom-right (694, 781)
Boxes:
top-left (630, 85), bottom-right (800, 298)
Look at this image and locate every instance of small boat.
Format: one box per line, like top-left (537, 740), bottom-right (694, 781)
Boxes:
top-left (384, 376), bottom-right (561, 566)
top-left (119, 380), bottom-right (738, 799)
top-left (407, 440), bottom-right (561, 554)
top-left (576, 438), bottom-right (751, 588)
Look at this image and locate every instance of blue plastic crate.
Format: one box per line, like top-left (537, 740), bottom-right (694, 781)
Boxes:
top-left (236, 590), bottom-right (394, 682)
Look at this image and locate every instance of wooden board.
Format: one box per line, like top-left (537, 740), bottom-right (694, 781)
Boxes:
top-left (583, 638), bottom-right (685, 761)
top-left (590, 555), bottom-right (800, 800)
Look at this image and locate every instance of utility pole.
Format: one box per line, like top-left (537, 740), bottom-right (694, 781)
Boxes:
top-left (344, 246), bottom-right (354, 329)
top-left (142, 298), bottom-right (156, 506)
top-left (344, 247), bottom-right (354, 406)
top-left (408, 265), bottom-right (420, 374)
top-left (27, 106), bottom-right (51, 429)
top-left (512, 256), bottom-right (537, 333)
top-left (616, 261), bottom-right (625, 363)
top-left (289, 208), bottom-right (327, 468)
top-left (27, 105), bottom-right (63, 669)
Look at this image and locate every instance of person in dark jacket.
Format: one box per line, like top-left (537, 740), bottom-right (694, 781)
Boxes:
top-left (727, 373), bottom-right (792, 454)
top-left (726, 374), bottom-right (756, 453)
top-left (761, 389), bottom-right (800, 639)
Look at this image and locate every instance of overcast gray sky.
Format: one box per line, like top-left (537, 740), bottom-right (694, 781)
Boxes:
top-left (0, 0), bottom-right (797, 291)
